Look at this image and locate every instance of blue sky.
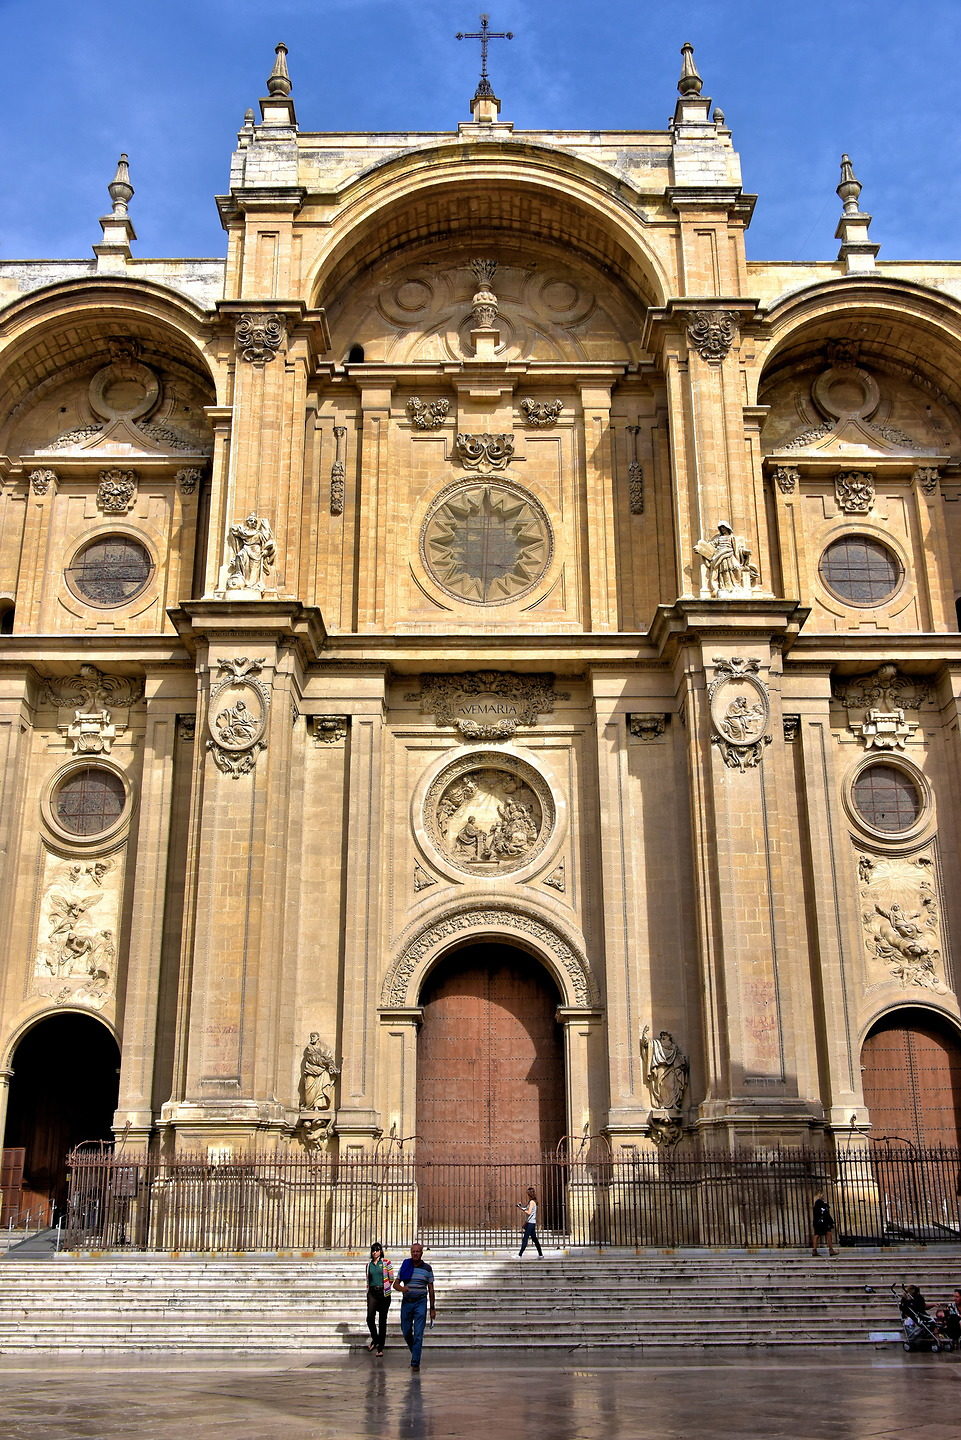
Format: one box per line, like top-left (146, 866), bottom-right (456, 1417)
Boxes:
top-left (3, 0), bottom-right (960, 266)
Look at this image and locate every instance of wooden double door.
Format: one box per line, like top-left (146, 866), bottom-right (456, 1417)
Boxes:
top-left (416, 942), bottom-right (566, 1163)
top-left (861, 1009), bottom-right (961, 1147)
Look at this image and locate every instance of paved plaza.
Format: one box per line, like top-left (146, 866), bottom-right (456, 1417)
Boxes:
top-left (2, 1351), bottom-right (960, 1440)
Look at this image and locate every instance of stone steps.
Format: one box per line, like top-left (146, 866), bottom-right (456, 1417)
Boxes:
top-left (0, 1250), bottom-right (953, 1353)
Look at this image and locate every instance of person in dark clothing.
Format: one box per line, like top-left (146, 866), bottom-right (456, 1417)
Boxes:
top-left (899, 1284), bottom-right (928, 1322)
top-left (364, 1241), bottom-right (393, 1355)
top-left (810, 1193), bottom-right (837, 1256)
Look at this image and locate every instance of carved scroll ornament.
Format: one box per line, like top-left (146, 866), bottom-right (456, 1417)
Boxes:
top-left (521, 398), bottom-right (563, 429)
top-left (97, 469), bottom-right (137, 514)
top-left (407, 397), bottom-right (450, 431)
top-left (455, 433), bottom-right (515, 471)
top-left (709, 657), bottom-right (771, 772)
top-left (687, 310), bottom-right (739, 361)
top-left (235, 312), bottom-right (287, 366)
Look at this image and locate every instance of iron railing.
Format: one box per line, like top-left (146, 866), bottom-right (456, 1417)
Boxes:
top-left (63, 1144), bottom-right (961, 1251)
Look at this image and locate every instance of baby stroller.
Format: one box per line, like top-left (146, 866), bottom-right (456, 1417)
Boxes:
top-left (892, 1284), bottom-right (948, 1352)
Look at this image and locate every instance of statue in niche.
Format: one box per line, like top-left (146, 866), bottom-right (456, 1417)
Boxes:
top-left (300, 1033), bottom-right (340, 1112)
top-left (225, 513), bottom-right (276, 593)
top-left (640, 1026), bottom-right (690, 1114)
top-left (695, 522), bottom-right (758, 599)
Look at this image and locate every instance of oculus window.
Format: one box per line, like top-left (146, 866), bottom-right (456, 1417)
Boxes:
top-left (819, 536), bottom-right (901, 605)
top-left (67, 536), bottom-right (153, 607)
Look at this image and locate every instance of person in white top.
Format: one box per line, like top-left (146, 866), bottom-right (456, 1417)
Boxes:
top-left (517, 1186), bottom-right (543, 1257)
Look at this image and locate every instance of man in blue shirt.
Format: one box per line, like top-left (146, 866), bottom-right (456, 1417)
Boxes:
top-left (393, 1242), bottom-right (436, 1370)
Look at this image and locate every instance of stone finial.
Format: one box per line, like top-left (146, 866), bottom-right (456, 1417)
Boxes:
top-left (107, 154), bottom-right (134, 217)
top-left (678, 42), bottom-right (703, 97)
top-left (835, 152), bottom-right (879, 274)
top-left (267, 42), bottom-right (292, 97)
top-left (837, 153), bottom-right (862, 213)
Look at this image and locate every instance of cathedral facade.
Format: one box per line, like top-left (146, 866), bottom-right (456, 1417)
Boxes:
top-left (1, 41), bottom-right (960, 1224)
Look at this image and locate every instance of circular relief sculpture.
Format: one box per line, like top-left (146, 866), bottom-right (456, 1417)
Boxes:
top-left (67, 536), bottom-right (153, 607)
top-left (424, 752), bottom-right (555, 876)
top-left (53, 766), bottom-right (126, 837)
top-left (852, 763), bottom-right (922, 833)
top-left (421, 481), bottom-right (552, 605)
top-left (818, 536), bottom-right (902, 605)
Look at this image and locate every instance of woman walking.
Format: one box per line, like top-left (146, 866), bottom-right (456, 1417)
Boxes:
top-left (810, 1193), bottom-right (838, 1256)
top-left (364, 1241), bottom-right (394, 1354)
top-left (517, 1186), bottom-right (543, 1257)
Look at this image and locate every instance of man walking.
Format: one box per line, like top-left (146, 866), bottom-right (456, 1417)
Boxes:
top-left (393, 1242), bottom-right (436, 1371)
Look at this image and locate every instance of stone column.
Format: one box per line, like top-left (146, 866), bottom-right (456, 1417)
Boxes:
top-left (557, 1007), bottom-right (604, 1139)
top-left (165, 602), bottom-right (322, 1150)
top-left (0, 1069), bottom-right (13, 1157)
top-left (113, 680), bottom-right (183, 1141)
top-left (335, 685), bottom-right (387, 1144)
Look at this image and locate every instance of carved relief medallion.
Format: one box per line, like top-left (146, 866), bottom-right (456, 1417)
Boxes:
top-left (424, 752), bottom-right (555, 876)
top-left (421, 481), bottom-right (552, 605)
top-left (834, 470), bottom-right (874, 513)
top-left (709, 657), bottom-right (771, 771)
top-left (206, 657), bottom-right (269, 777)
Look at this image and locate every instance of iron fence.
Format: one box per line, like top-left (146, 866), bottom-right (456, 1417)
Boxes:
top-left (63, 1144), bottom-right (961, 1251)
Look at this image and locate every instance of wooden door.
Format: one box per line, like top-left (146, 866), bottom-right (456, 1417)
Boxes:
top-left (861, 1010), bottom-right (961, 1147)
top-left (417, 943), bottom-right (566, 1162)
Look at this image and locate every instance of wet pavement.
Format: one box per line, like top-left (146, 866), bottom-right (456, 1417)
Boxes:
top-left (2, 1350), bottom-right (961, 1440)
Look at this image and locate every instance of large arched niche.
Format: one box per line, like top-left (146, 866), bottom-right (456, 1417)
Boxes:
top-left (0, 279), bottom-right (218, 459)
top-left (755, 281), bottom-right (961, 453)
top-left (380, 900), bottom-right (599, 1012)
top-left (309, 154), bottom-right (668, 325)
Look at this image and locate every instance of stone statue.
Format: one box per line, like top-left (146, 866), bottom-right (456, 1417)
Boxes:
top-left (695, 522), bottom-right (758, 598)
top-left (640, 1026), bottom-right (690, 1114)
top-left (225, 512), bottom-right (276, 593)
top-left (300, 1033), bottom-right (340, 1111)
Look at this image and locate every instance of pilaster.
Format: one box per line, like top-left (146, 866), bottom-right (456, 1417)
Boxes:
top-left (579, 383), bottom-right (618, 631)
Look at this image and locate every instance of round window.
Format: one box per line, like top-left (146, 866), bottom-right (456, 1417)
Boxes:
top-left (67, 536), bottom-right (153, 607)
top-left (53, 767), bottom-right (126, 836)
top-left (819, 536), bottom-right (902, 605)
top-left (852, 764), bottom-right (922, 833)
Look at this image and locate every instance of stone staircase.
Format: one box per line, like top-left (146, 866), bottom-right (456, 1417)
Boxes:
top-left (0, 1249), bottom-right (958, 1354)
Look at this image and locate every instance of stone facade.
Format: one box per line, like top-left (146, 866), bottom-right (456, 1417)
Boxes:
top-left (1, 44), bottom-right (960, 1184)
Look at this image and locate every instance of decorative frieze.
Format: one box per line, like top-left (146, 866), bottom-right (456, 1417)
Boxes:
top-left (687, 310), bottom-right (738, 361)
top-left (205, 656), bottom-right (269, 778)
top-left (709, 657), bottom-right (771, 772)
top-left (834, 470), bottom-right (874, 513)
top-left (407, 397), bottom-right (450, 430)
top-left (455, 432), bottom-right (515, 472)
top-left (521, 398), bottom-right (562, 428)
top-left (409, 671), bottom-right (566, 739)
top-left (235, 312), bottom-right (286, 366)
top-left (97, 468), bottom-right (137, 514)
top-left (330, 426), bottom-right (347, 516)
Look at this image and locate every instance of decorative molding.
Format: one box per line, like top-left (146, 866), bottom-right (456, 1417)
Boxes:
top-left (627, 714), bottom-right (667, 741)
top-left (97, 468), bottom-right (137, 514)
top-left (381, 904), bottom-right (598, 1008)
top-left (772, 466), bottom-right (799, 494)
top-left (235, 312), bottom-right (286, 366)
top-left (521, 398), bottom-right (562, 429)
top-left (29, 468), bottom-right (57, 496)
top-left (205, 656), bottom-right (269, 777)
top-left (708, 657), bottom-right (771, 772)
top-left (626, 425), bottom-right (644, 515)
top-left (782, 715), bottom-right (801, 743)
top-left (409, 671), bottom-right (566, 739)
top-left (834, 470), bottom-right (874, 513)
top-left (782, 422), bottom-right (835, 452)
top-left (858, 851), bottom-right (942, 990)
top-left (687, 310), bottom-right (739, 361)
top-left (914, 466), bottom-right (940, 495)
top-left (413, 862), bottom-right (438, 892)
top-left (834, 664), bottom-right (929, 750)
top-left (543, 861), bottom-right (566, 893)
top-left (407, 397), bottom-right (450, 431)
top-left (330, 426), bottom-right (347, 516)
top-left (176, 467), bottom-right (203, 496)
top-left (695, 524), bottom-right (759, 599)
top-left (309, 715), bottom-right (349, 746)
top-left (454, 433), bottom-right (515, 472)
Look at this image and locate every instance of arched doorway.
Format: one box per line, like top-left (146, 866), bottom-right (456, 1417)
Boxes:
top-left (3, 1013), bottom-right (120, 1224)
top-left (415, 942), bottom-right (566, 1239)
top-left (861, 1008), bottom-right (961, 1147)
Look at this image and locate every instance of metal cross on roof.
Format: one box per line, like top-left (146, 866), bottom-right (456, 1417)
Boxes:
top-left (456, 13), bottom-right (514, 98)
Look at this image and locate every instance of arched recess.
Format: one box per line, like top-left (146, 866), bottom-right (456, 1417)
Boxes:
top-left (860, 1005), bottom-right (961, 1148)
top-left (2, 1010), bottom-right (121, 1224)
top-left (380, 900), bottom-right (599, 1011)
